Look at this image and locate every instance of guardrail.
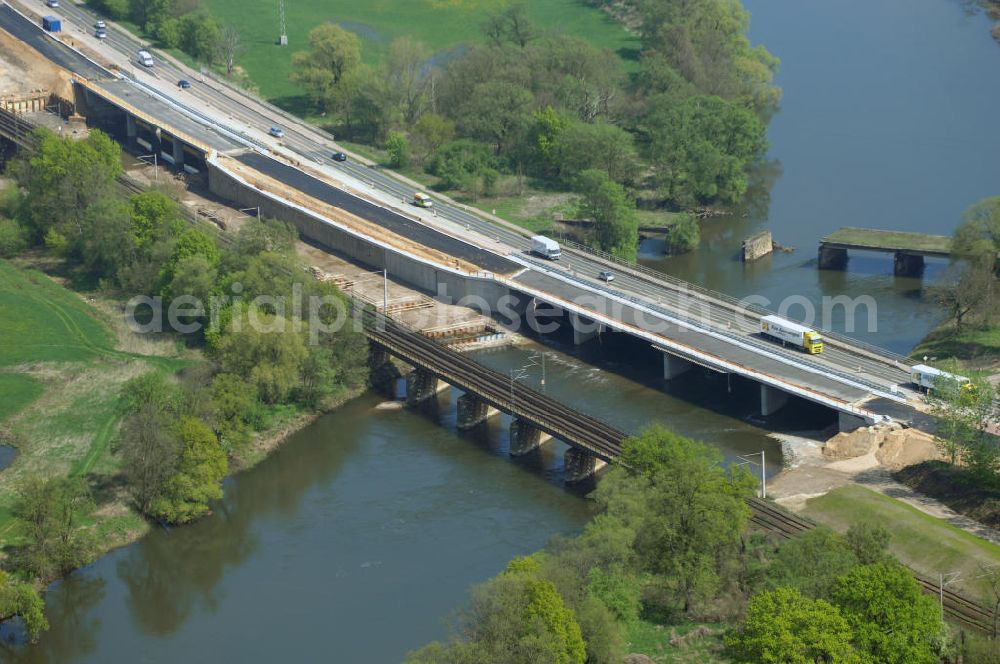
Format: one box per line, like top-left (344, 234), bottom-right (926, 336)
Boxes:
top-left (507, 255), bottom-right (902, 412)
top-left (553, 236), bottom-right (913, 365)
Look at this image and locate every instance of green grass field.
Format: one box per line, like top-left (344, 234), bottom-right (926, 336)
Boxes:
top-left (0, 260), bottom-right (117, 367)
top-left (912, 320), bottom-right (1000, 365)
top-left (201, 0), bottom-right (639, 101)
top-left (0, 373), bottom-right (44, 424)
top-left (803, 485), bottom-right (1000, 602)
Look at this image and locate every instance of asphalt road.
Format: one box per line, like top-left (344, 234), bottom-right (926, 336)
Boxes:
top-left (4, 0), bottom-right (925, 414)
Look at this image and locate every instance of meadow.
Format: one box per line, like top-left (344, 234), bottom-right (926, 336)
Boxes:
top-left (0, 260), bottom-right (185, 545)
top-left (201, 0), bottom-right (639, 101)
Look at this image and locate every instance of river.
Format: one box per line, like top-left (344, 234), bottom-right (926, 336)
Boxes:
top-left (6, 0), bottom-right (1000, 660)
top-left (643, 0), bottom-right (1000, 355)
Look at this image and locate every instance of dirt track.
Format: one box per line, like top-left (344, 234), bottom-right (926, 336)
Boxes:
top-left (0, 26), bottom-right (73, 99)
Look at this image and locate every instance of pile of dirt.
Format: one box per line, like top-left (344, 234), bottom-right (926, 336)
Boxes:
top-left (894, 461), bottom-right (1000, 530)
top-left (822, 423), bottom-right (941, 470)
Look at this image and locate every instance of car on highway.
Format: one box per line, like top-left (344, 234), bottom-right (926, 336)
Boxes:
top-left (46, 0), bottom-right (59, 7)
top-left (94, 20), bottom-right (106, 29)
top-left (598, 270), bottom-right (614, 282)
top-left (332, 151), bottom-right (347, 162)
top-left (177, 79), bottom-right (191, 89)
top-left (269, 126), bottom-right (285, 138)
top-left (95, 28), bottom-right (107, 39)
top-left (413, 192), bottom-right (433, 208)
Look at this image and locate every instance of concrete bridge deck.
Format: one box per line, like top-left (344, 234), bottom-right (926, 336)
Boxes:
top-left (819, 227), bottom-right (952, 275)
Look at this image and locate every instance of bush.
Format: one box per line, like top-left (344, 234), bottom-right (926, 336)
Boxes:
top-left (665, 214), bottom-right (700, 254)
top-left (0, 217), bottom-right (28, 257)
top-left (385, 131), bottom-right (411, 168)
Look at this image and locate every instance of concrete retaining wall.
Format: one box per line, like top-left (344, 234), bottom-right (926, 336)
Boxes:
top-left (207, 158), bottom-right (511, 304)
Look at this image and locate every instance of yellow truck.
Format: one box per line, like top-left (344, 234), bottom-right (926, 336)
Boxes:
top-left (760, 315), bottom-right (823, 354)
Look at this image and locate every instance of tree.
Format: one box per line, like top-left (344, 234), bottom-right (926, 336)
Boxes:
top-left (14, 476), bottom-right (94, 580)
top-left (482, 4), bottom-right (537, 49)
top-left (0, 217), bottom-right (27, 258)
top-left (928, 374), bottom-right (999, 474)
top-left (211, 372), bottom-right (260, 451)
top-left (163, 254), bottom-right (217, 328)
top-left (644, 94), bottom-right (767, 205)
top-left (428, 140), bottom-right (498, 195)
top-left (553, 121), bottom-right (637, 184)
top-left (953, 195), bottom-right (1000, 274)
top-left (845, 522), bottom-right (890, 564)
top-left (931, 256), bottom-right (998, 330)
top-left (12, 129), bottom-right (122, 241)
top-left (407, 569), bottom-right (586, 664)
top-left (765, 527), bottom-right (859, 599)
top-left (726, 587), bottom-right (859, 664)
top-left (0, 571), bottom-right (48, 642)
top-left (411, 113), bottom-right (456, 165)
top-left (574, 169), bottom-right (639, 261)
top-left (129, 190), bottom-right (184, 251)
top-left (80, 198), bottom-right (136, 279)
top-left (831, 562), bottom-right (943, 664)
top-left (601, 425), bottom-right (755, 613)
top-left (385, 131), bottom-right (412, 168)
top-left (161, 229), bottom-right (220, 292)
top-left (215, 309), bottom-right (309, 404)
top-left (664, 213), bottom-right (700, 254)
top-left (178, 10), bottom-right (221, 63)
top-left (383, 37), bottom-right (433, 127)
top-left (458, 80), bottom-right (534, 156)
top-left (216, 24), bottom-right (243, 76)
top-left (290, 23), bottom-right (362, 113)
top-left (150, 416), bottom-right (228, 524)
top-left (118, 401), bottom-right (183, 514)
top-left (116, 372), bottom-right (183, 514)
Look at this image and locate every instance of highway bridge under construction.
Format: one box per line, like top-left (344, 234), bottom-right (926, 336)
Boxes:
top-left (0, 0), bottom-right (931, 433)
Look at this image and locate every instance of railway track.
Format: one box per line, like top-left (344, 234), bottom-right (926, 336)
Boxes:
top-left (747, 498), bottom-right (996, 633)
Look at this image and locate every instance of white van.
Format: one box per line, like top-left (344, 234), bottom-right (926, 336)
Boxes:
top-left (136, 50), bottom-right (154, 67)
top-left (531, 235), bottom-right (561, 260)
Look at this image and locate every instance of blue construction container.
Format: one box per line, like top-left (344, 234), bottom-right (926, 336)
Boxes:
top-left (42, 16), bottom-right (61, 32)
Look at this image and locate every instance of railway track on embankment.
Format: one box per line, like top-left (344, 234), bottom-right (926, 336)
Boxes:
top-left (748, 497), bottom-right (996, 634)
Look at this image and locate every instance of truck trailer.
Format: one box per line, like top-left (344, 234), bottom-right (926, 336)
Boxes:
top-left (759, 315), bottom-right (824, 354)
top-left (910, 364), bottom-right (971, 393)
top-left (531, 235), bottom-right (561, 260)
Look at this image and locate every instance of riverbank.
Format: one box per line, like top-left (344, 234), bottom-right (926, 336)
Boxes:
top-left (910, 317), bottom-right (1000, 371)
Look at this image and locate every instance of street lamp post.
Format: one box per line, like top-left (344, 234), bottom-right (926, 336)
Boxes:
top-left (138, 153), bottom-right (158, 184)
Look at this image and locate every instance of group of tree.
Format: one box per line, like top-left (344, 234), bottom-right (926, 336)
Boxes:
top-left (933, 196), bottom-right (1000, 332)
top-left (89, 0), bottom-right (242, 73)
top-left (404, 425), bottom-right (953, 663)
top-left (0, 128), bottom-right (369, 638)
top-left (288, 1), bottom-right (777, 260)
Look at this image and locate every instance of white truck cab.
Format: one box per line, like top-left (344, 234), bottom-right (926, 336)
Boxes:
top-left (531, 235), bottom-right (561, 260)
top-left (136, 49), bottom-right (154, 67)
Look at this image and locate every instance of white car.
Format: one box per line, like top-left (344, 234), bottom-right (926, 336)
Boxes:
top-left (269, 126), bottom-right (285, 138)
top-left (95, 20), bottom-right (106, 29)
top-left (46, 0), bottom-right (59, 7)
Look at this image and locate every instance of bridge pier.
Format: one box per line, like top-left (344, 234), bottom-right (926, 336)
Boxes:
top-left (406, 369), bottom-right (446, 405)
top-left (509, 419), bottom-right (552, 456)
top-left (456, 393), bottom-right (499, 430)
top-left (760, 384), bottom-right (789, 416)
top-left (570, 314), bottom-right (602, 345)
top-left (893, 252), bottom-right (924, 277)
top-left (125, 113), bottom-right (137, 143)
top-left (838, 412), bottom-right (867, 433)
top-left (662, 353), bottom-right (693, 379)
top-left (818, 245), bottom-right (848, 270)
top-left (564, 448), bottom-right (607, 483)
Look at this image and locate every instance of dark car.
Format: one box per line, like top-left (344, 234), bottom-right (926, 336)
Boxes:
top-left (598, 270), bottom-right (614, 282)
top-left (332, 151), bottom-right (347, 162)
top-left (177, 79), bottom-right (191, 89)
